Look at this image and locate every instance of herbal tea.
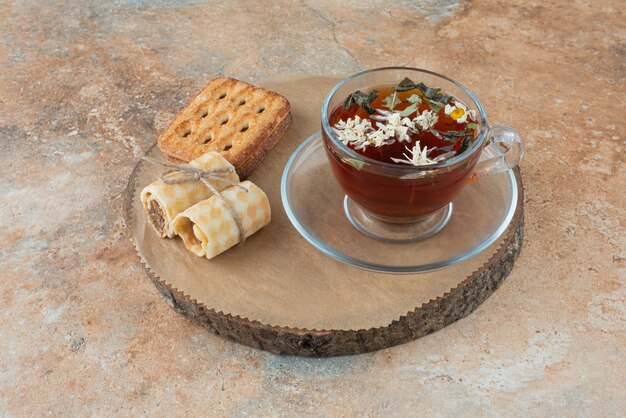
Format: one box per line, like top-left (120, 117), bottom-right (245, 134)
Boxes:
top-left (329, 78), bottom-right (479, 166)
top-left (322, 77), bottom-right (484, 219)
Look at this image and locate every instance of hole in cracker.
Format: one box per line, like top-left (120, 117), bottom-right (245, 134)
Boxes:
top-left (217, 93), bottom-right (227, 100)
top-left (220, 117), bottom-right (229, 125)
top-left (200, 110), bottom-right (209, 119)
top-left (240, 124), bottom-right (249, 133)
top-left (223, 144), bottom-right (233, 151)
top-left (202, 134), bottom-right (212, 144)
top-left (237, 99), bottom-right (246, 106)
top-left (175, 121), bottom-right (191, 138)
top-left (257, 106), bottom-right (265, 113)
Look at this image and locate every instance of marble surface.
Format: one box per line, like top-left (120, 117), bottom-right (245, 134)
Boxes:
top-left (1, 0), bottom-right (624, 416)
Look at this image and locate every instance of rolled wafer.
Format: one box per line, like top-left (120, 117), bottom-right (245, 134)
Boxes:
top-left (172, 181), bottom-right (271, 259)
top-left (141, 152), bottom-right (239, 238)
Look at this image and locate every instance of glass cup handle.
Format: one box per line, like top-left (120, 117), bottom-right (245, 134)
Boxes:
top-left (468, 124), bottom-right (524, 183)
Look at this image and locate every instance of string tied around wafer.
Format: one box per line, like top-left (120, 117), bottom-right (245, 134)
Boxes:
top-left (142, 156), bottom-right (248, 244)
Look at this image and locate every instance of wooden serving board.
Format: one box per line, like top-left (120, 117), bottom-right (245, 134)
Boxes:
top-left (123, 75), bottom-right (524, 357)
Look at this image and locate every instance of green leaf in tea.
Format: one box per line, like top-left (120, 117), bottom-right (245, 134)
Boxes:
top-left (394, 77), bottom-right (419, 92)
top-left (416, 82), bottom-right (453, 103)
top-left (437, 144), bottom-right (455, 152)
top-left (341, 157), bottom-right (365, 170)
top-left (342, 90), bottom-right (379, 114)
top-left (382, 91), bottom-right (400, 111)
top-left (406, 94), bottom-right (422, 104)
top-left (398, 103), bottom-right (419, 117)
top-left (440, 129), bottom-right (468, 142)
top-left (393, 79), bottom-right (452, 111)
top-left (467, 122), bottom-right (479, 130)
top-left (427, 100), bottom-right (444, 112)
top-left (455, 137), bottom-right (473, 156)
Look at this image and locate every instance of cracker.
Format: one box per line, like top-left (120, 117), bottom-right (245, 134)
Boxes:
top-left (157, 77), bottom-right (291, 179)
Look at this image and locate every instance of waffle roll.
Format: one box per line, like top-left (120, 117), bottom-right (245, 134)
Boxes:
top-left (140, 152), bottom-right (239, 238)
top-left (172, 181), bottom-right (271, 259)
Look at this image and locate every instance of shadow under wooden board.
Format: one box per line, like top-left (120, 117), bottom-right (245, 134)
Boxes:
top-left (123, 74), bottom-right (524, 357)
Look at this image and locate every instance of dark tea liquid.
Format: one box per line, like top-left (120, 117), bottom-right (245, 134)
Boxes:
top-left (323, 84), bottom-right (482, 219)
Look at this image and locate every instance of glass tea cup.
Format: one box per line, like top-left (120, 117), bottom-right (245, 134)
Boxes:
top-left (321, 67), bottom-right (523, 242)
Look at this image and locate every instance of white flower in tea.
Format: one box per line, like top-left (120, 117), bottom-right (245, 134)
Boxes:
top-left (368, 125), bottom-right (396, 147)
top-left (413, 109), bottom-right (439, 130)
top-left (335, 111), bottom-right (418, 150)
top-left (444, 101), bottom-right (477, 124)
top-left (333, 116), bottom-right (374, 150)
top-left (390, 141), bottom-right (436, 166)
top-left (333, 115), bottom-right (397, 150)
top-left (381, 112), bottom-right (411, 143)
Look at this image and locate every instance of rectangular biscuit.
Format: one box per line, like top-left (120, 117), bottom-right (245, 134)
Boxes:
top-left (157, 77), bottom-right (291, 179)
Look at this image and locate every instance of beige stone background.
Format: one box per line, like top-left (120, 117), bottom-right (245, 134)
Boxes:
top-left (1, 0), bottom-right (624, 416)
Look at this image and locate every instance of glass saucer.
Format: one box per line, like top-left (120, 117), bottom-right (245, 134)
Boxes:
top-left (281, 132), bottom-right (518, 274)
